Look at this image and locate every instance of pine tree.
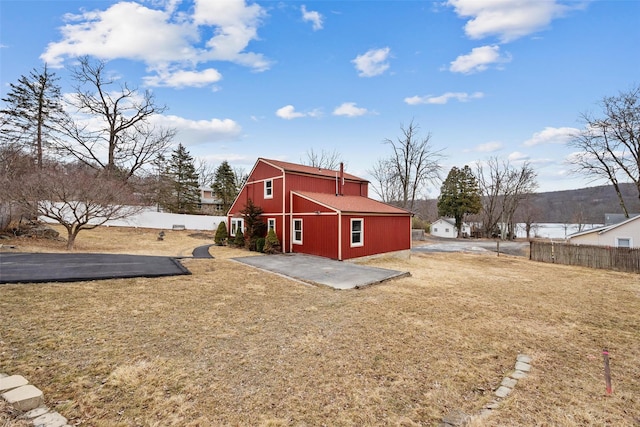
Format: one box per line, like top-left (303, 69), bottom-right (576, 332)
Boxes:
top-left (160, 144), bottom-right (201, 214)
top-left (0, 65), bottom-right (66, 168)
top-left (212, 160), bottom-right (240, 213)
top-left (437, 165), bottom-right (482, 237)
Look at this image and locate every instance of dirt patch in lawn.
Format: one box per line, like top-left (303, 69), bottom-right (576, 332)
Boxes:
top-left (1, 226), bottom-right (639, 426)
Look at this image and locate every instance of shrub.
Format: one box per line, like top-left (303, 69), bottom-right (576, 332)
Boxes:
top-left (264, 228), bottom-right (281, 254)
top-left (256, 237), bottom-right (266, 253)
top-left (214, 221), bottom-right (228, 246)
top-left (233, 229), bottom-right (244, 247)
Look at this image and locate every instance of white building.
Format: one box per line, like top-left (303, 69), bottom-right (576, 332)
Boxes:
top-left (431, 218), bottom-right (470, 239)
top-left (567, 214), bottom-right (640, 248)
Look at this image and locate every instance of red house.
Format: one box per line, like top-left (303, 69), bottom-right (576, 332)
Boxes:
top-left (227, 158), bottom-right (412, 261)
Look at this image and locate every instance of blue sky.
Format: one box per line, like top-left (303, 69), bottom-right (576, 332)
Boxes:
top-left (1, 0), bottom-right (638, 196)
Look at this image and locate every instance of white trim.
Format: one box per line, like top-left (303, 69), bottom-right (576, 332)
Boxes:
top-left (616, 237), bottom-right (632, 248)
top-left (350, 218), bottom-right (364, 247)
top-left (230, 218), bottom-right (244, 236)
top-left (268, 218), bottom-right (276, 233)
top-left (264, 179), bottom-right (273, 199)
top-left (293, 218), bottom-right (303, 245)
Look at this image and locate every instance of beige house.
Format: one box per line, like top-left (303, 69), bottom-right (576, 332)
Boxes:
top-left (567, 214), bottom-right (640, 248)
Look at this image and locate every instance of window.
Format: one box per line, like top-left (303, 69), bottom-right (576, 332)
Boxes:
top-left (230, 218), bottom-right (244, 236)
top-left (351, 218), bottom-right (364, 247)
top-left (264, 179), bottom-right (273, 199)
top-left (293, 219), bottom-right (303, 244)
top-left (616, 237), bottom-right (631, 248)
top-left (268, 218), bottom-right (276, 233)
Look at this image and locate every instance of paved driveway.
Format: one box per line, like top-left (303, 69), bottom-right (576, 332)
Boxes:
top-left (0, 252), bottom-right (191, 284)
top-left (412, 239), bottom-right (529, 257)
top-left (233, 254), bottom-right (409, 290)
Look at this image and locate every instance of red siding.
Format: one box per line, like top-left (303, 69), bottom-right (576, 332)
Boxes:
top-left (292, 194), bottom-right (335, 213)
top-left (341, 215), bottom-right (411, 260)
top-left (251, 161), bottom-right (283, 181)
top-left (291, 215), bottom-right (339, 259)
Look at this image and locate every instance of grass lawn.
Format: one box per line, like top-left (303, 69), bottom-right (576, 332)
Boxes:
top-left (1, 226), bottom-right (639, 426)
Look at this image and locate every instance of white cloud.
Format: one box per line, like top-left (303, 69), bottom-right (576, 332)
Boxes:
top-left (404, 91), bottom-right (484, 105)
top-left (446, 0), bottom-right (572, 43)
top-left (523, 126), bottom-right (579, 146)
top-left (352, 47), bottom-right (391, 77)
top-left (154, 115), bottom-right (242, 144)
top-left (508, 151), bottom-right (531, 162)
top-left (474, 141), bottom-right (503, 152)
top-left (143, 68), bottom-right (222, 88)
top-left (41, 0), bottom-right (270, 87)
top-left (333, 102), bottom-right (368, 117)
top-left (449, 45), bottom-right (510, 74)
top-left (301, 5), bottom-right (323, 30)
top-left (276, 105), bottom-right (322, 120)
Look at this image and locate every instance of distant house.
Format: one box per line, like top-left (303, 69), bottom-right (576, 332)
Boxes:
top-left (430, 218), bottom-right (470, 239)
top-left (198, 187), bottom-right (224, 215)
top-left (567, 214), bottom-right (640, 248)
top-left (227, 158), bottom-right (412, 260)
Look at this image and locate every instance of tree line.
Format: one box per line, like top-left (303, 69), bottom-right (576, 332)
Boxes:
top-left (1, 57), bottom-right (638, 247)
top-left (0, 60), bottom-right (244, 249)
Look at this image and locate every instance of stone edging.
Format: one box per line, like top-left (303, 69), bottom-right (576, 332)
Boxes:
top-left (0, 373), bottom-right (70, 427)
top-left (440, 354), bottom-right (532, 426)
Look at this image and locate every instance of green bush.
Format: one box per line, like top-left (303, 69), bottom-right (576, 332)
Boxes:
top-left (214, 221), bottom-right (228, 245)
top-left (256, 237), bottom-right (266, 253)
top-left (233, 229), bottom-right (244, 247)
top-left (264, 228), bottom-right (281, 254)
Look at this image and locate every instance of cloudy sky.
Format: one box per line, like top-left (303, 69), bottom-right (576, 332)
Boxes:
top-left (1, 0), bottom-right (638, 195)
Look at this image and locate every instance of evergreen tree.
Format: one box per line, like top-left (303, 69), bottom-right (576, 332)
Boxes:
top-left (240, 198), bottom-right (266, 251)
top-left (214, 221), bottom-right (228, 245)
top-left (0, 65), bottom-right (66, 168)
top-left (160, 144), bottom-right (201, 214)
top-left (212, 160), bottom-right (240, 213)
top-left (437, 165), bottom-right (482, 237)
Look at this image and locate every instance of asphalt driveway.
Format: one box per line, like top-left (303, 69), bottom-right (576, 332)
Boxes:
top-left (0, 252), bottom-right (191, 284)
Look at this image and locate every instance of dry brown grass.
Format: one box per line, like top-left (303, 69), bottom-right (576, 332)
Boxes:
top-left (1, 225), bottom-right (639, 426)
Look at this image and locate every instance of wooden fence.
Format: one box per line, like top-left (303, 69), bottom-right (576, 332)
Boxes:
top-left (530, 241), bottom-right (640, 273)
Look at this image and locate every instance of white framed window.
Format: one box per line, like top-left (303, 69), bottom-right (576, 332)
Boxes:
top-left (351, 218), bottom-right (364, 247)
top-left (230, 218), bottom-right (244, 236)
top-left (268, 218), bottom-right (276, 233)
top-left (293, 219), bottom-right (303, 244)
top-left (264, 179), bottom-right (273, 199)
top-left (616, 237), bottom-right (631, 248)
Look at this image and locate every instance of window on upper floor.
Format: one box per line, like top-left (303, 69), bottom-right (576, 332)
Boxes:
top-left (264, 179), bottom-right (273, 199)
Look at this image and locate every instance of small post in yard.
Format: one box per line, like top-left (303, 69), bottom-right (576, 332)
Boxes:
top-left (603, 348), bottom-right (613, 394)
top-left (496, 239), bottom-right (500, 256)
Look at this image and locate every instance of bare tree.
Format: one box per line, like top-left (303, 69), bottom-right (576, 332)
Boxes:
top-left (56, 57), bottom-right (174, 179)
top-left (476, 157), bottom-right (538, 239)
top-left (368, 158), bottom-right (402, 203)
top-left (568, 84), bottom-right (640, 217)
top-left (302, 148), bottom-right (344, 170)
top-left (383, 120), bottom-right (444, 210)
top-left (196, 158), bottom-right (217, 188)
top-left (12, 163), bottom-right (142, 250)
top-left (0, 64), bottom-right (66, 168)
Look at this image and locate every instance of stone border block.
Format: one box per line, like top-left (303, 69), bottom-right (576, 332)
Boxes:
top-left (33, 411), bottom-right (68, 427)
top-left (0, 375), bottom-right (29, 392)
top-left (2, 384), bottom-right (44, 411)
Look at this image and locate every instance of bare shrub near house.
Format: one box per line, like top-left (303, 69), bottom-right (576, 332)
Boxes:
top-left (11, 163), bottom-right (142, 249)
